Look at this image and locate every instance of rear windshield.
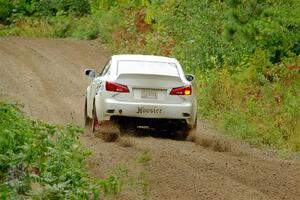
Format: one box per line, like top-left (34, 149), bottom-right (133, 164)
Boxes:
top-left (117, 60), bottom-right (179, 77)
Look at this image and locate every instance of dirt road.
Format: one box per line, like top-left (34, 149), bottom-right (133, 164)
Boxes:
top-left (0, 37), bottom-right (299, 200)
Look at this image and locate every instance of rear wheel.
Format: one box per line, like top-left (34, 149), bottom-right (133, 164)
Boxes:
top-left (84, 98), bottom-right (92, 127)
top-left (182, 118), bottom-right (198, 141)
top-left (193, 115), bottom-right (198, 129)
top-left (99, 119), bottom-right (120, 142)
top-left (116, 117), bottom-right (136, 134)
top-left (176, 126), bottom-right (190, 140)
top-left (91, 103), bottom-right (100, 133)
top-left (176, 121), bottom-right (197, 140)
top-left (91, 104), bottom-right (120, 142)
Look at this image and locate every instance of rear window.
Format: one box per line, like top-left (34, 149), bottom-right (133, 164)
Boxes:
top-left (117, 60), bottom-right (179, 77)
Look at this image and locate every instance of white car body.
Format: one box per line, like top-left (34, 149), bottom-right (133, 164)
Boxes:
top-left (85, 54), bottom-right (197, 134)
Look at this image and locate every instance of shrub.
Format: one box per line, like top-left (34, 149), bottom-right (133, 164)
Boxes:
top-left (0, 0), bottom-right (13, 24)
top-left (71, 17), bottom-right (99, 40)
top-left (0, 102), bottom-right (150, 198)
top-left (50, 12), bottom-right (72, 38)
top-left (43, 0), bottom-right (91, 16)
top-left (0, 102), bottom-right (92, 198)
top-left (197, 55), bottom-right (300, 152)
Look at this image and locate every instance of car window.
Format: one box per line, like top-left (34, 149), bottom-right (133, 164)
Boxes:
top-left (99, 59), bottom-right (111, 77)
top-left (117, 60), bottom-right (179, 77)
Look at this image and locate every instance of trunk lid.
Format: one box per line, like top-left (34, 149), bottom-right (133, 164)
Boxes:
top-left (114, 74), bottom-right (185, 104)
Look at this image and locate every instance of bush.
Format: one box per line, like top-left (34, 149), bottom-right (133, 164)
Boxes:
top-left (42, 0), bottom-right (91, 16)
top-left (0, 102), bottom-right (150, 198)
top-left (0, 102), bottom-right (93, 198)
top-left (71, 17), bottom-right (99, 40)
top-left (0, 0), bottom-right (13, 24)
top-left (0, 0), bottom-right (91, 25)
top-left (224, 0), bottom-right (300, 64)
top-left (197, 55), bottom-right (300, 152)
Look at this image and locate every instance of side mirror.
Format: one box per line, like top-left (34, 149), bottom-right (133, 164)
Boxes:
top-left (185, 74), bottom-right (195, 82)
top-left (84, 69), bottom-right (96, 78)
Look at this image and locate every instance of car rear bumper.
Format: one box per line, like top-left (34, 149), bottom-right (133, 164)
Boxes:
top-left (95, 98), bottom-right (194, 122)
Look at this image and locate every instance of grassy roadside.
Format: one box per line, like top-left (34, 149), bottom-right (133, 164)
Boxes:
top-left (0, 15), bottom-right (98, 39)
top-left (0, 102), bottom-right (149, 199)
top-left (1, 1), bottom-right (299, 155)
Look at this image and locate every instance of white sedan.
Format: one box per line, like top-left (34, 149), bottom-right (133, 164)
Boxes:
top-left (84, 54), bottom-right (197, 137)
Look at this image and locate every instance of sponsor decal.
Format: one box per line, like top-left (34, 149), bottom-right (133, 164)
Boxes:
top-left (136, 107), bottom-right (162, 114)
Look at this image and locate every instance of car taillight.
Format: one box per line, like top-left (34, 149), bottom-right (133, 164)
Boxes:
top-left (170, 86), bottom-right (192, 95)
top-left (106, 82), bottom-right (129, 93)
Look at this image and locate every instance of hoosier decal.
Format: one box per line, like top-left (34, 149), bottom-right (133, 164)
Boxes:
top-left (136, 107), bottom-right (162, 114)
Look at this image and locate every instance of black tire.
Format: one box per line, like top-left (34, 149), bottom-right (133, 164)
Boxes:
top-left (91, 103), bottom-right (98, 133)
top-left (176, 121), bottom-right (197, 140)
top-left (84, 98), bottom-right (92, 127)
top-left (117, 117), bottom-right (136, 134)
top-left (176, 126), bottom-right (190, 140)
top-left (193, 115), bottom-right (198, 129)
top-left (98, 120), bottom-right (120, 142)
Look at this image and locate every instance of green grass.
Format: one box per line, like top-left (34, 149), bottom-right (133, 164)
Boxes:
top-left (0, 15), bottom-right (101, 39)
top-left (0, 102), bottom-right (92, 198)
top-left (197, 58), bottom-right (300, 153)
top-left (0, 102), bottom-right (150, 199)
top-left (137, 151), bottom-right (151, 166)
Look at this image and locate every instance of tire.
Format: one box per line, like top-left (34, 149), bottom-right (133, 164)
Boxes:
top-left (84, 98), bottom-right (92, 127)
top-left (117, 117), bottom-right (136, 134)
top-left (98, 120), bottom-right (120, 142)
top-left (183, 118), bottom-right (198, 142)
top-left (176, 126), bottom-right (190, 140)
top-left (91, 103), bottom-right (99, 133)
top-left (193, 115), bottom-right (198, 129)
top-left (91, 104), bottom-right (120, 142)
top-left (176, 122), bottom-right (197, 140)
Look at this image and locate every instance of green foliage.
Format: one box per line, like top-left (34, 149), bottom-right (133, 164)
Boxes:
top-left (0, 102), bottom-right (93, 198)
top-left (0, 102), bottom-right (150, 198)
top-left (50, 11), bottom-right (72, 38)
top-left (0, 0), bottom-right (13, 24)
top-left (40, 0), bottom-right (91, 16)
top-left (71, 17), bottom-right (99, 40)
top-left (0, 0), bottom-right (91, 25)
top-left (156, 1), bottom-right (227, 71)
top-left (224, 0), bottom-right (300, 63)
top-left (136, 151), bottom-right (151, 166)
top-left (197, 55), bottom-right (300, 152)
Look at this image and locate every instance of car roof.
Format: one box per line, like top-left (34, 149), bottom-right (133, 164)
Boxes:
top-left (112, 54), bottom-right (178, 63)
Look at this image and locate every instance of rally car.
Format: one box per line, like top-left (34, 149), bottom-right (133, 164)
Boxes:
top-left (84, 54), bottom-right (197, 137)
